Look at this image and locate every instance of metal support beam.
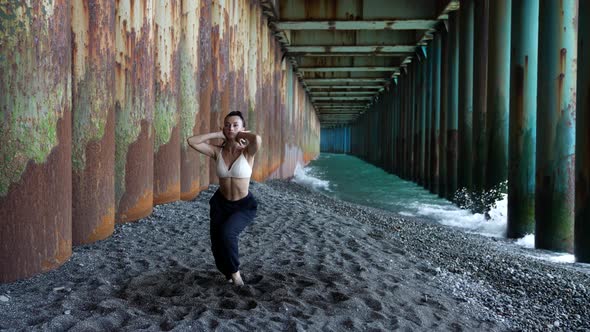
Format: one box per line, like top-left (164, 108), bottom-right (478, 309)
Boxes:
top-left (458, 0), bottom-right (474, 193)
top-left (275, 20), bottom-right (439, 30)
top-left (308, 85), bottom-right (384, 90)
top-left (446, 11), bottom-right (459, 200)
top-left (536, 0), bottom-right (577, 253)
top-left (430, 31), bottom-right (442, 195)
top-left (576, 0), bottom-right (590, 262)
top-left (287, 46), bottom-right (417, 54)
top-left (472, 0), bottom-right (490, 195)
top-left (472, 0), bottom-right (489, 195)
top-left (485, 0), bottom-right (511, 195)
top-left (439, 26), bottom-right (448, 198)
top-left (299, 66), bottom-right (399, 72)
top-left (508, 0), bottom-right (538, 239)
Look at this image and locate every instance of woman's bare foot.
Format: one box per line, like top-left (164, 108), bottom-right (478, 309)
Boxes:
top-left (231, 271), bottom-right (244, 286)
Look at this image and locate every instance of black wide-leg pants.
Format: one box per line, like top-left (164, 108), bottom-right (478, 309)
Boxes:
top-left (208, 189), bottom-right (257, 279)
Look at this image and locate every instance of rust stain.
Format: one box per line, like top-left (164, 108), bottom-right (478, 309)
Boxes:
top-left (118, 188), bottom-right (153, 223)
top-left (86, 207), bottom-right (116, 244)
top-left (72, 108), bottom-right (115, 245)
top-left (116, 120), bottom-right (154, 223)
top-left (180, 180), bottom-right (200, 201)
top-left (154, 124), bottom-right (181, 205)
top-left (1, 110), bottom-right (73, 282)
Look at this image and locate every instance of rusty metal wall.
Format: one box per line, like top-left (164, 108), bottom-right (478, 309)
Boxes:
top-left (0, 0), bottom-right (72, 282)
top-left (71, 0), bottom-right (116, 245)
top-left (114, 0), bottom-right (155, 223)
top-left (0, 0), bottom-right (319, 282)
top-left (180, 0), bottom-right (203, 200)
top-left (197, 0), bottom-right (212, 190)
top-left (153, 0), bottom-right (181, 205)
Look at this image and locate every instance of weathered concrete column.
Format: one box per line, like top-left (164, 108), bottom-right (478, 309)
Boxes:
top-left (472, 0), bottom-right (489, 195)
top-left (446, 11), bottom-right (459, 200)
top-left (458, 0), bottom-right (474, 191)
top-left (439, 26), bottom-right (448, 198)
top-left (507, 0), bottom-right (538, 238)
top-left (71, 0), bottom-right (115, 245)
top-left (154, 0), bottom-right (181, 205)
top-left (430, 31), bottom-right (442, 195)
top-left (395, 82), bottom-right (401, 175)
top-left (576, 0), bottom-right (590, 262)
top-left (423, 41), bottom-right (433, 189)
top-left (410, 62), bottom-right (417, 181)
top-left (401, 72), bottom-right (408, 178)
top-left (115, 0), bottom-right (155, 223)
top-left (424, 43), bottom-right (434, 190)
top-left (536, 0), bottom-right (577, 252)
top-left (0, 0), bottom-right (72, 282)
top-left (410, 61), bottom-right (420, 182)
top-left (419, 48), bottom-right (428, 186)
top-left (485, 0), bottom-right (511, 192)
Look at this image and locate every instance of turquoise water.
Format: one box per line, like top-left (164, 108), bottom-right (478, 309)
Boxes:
top-left (297, 153), bottom-right (450, 216)
top-left (293, 152), bottom-right (581, 264)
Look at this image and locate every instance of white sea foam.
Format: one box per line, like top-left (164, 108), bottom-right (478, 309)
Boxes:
top-left (515, 234), bottom-right (535, 248)
top-left (292, 163), bottom-right (331, 191)
top-left (412, 193), bottom-right (508, 238)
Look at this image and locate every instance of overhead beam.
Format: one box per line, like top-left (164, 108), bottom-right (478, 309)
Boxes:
top-left (287, 45), bottom-right (416, 54)
top-left (312, 96), bottom-right (373, 101)
top-left (308, 85), bottom-right (384, 90)
top-left (299, 66), bottom-right (399, 72)
top-left (311, 91), bottom-right (376, 95)
top-left (294, 52), bottom-right (408, 57)
top-left (305, 78), bottom-right (389, 84)
top-left (275, 20), bottom-right (438, 30)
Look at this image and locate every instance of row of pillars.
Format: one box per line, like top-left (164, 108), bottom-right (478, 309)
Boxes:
top-left (351, 0), bottom-right (589, 261)
top-left (320, 127), bottom-right (352, 154)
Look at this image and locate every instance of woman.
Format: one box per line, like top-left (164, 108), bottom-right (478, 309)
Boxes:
top-left (187, 111), bottom-right (261, 286)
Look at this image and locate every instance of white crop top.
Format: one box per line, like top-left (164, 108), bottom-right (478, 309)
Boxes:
top-left (216, 149), bottom-right (252, 179)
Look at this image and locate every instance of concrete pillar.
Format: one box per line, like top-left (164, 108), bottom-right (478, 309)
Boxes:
top-left (507, 0), bottom-right (539, 238)
top-left (536, 0), bottom-right (577, 252)
top-left (576, 0), bottom-right (590, 262)
top-left (485, 0), bottom-right (511, 193)
top-left (459, 0), bottom-right (474, 191)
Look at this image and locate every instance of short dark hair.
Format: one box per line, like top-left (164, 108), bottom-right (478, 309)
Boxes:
top-left (225, 111), bottom-right (245, 126)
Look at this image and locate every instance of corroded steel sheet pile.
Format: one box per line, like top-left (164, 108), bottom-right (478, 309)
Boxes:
top-left (1, 0), bottom-right (319, 282)
top-left (114, 0), bottom-right (155, 223)
top-left (0, 0), bottom-right (72, 282)
top-left (320, 127), bottom-right (351, 154)
top-left (197, 0), bottom-right (212, 190)
top-left (71, 0), bottom-right (116, 245)
top-left (179, 0), bottom-right (203, 200)
top-left (153, 0), bottom-right (181, 205)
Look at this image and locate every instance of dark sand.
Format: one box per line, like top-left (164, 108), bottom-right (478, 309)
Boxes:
top-left (1, 180), bottom-right (589, 331)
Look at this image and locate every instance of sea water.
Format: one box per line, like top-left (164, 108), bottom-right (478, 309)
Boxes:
top-left (293, 153), bottom-right (576, 264)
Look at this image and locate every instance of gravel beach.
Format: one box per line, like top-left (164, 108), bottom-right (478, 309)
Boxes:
top-left (0, 180), bottom-right (588, 331)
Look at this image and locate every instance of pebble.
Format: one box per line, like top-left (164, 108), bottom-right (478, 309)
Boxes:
top-left (0, 295), bottom-right (9, 302)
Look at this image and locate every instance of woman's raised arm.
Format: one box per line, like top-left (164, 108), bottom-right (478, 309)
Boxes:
top-left (236, 131), bottom-right (262, 156)
top-left (187, 131), bottom-right (225, 158)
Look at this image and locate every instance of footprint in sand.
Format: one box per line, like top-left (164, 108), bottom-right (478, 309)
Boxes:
top-left (330, 291), bottom-right (350, 303)
top-left (363, 297), bottom-right (383, 311)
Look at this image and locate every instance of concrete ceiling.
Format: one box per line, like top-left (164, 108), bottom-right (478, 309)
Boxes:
top-left (262, 0), bottom-right (460, 127)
